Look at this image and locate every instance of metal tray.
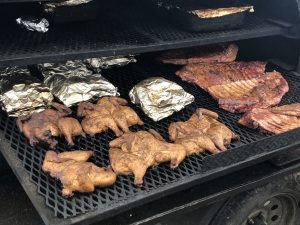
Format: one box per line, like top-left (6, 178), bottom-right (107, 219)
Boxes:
top-left (152, 2), bottom-right (249, 32)
top-left (0, 61), bottom-right (300, 225)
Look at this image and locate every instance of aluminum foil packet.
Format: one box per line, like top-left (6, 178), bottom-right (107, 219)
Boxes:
top-left (39, 61), bottom-right (119, 106)
top-left (0, 67), bottom-right (53, 117)
top-left (84, 55), bottom-right (137, 72)
top-left (44, 0), bottom-right (93, 12)
top-left (129, 77), bottom-right (194, 121)
top-left (16, 17), bottom-right (49, 33)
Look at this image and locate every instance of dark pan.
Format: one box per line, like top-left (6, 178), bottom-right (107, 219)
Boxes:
top-left (155, 3), bottom-right (251, 32)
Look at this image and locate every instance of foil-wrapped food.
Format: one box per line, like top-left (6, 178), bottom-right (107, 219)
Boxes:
top-left (39, 61), bottom-right (119, 106)
top-left (84, 55), bottom-right (137, 72)
top-left (129, 77), bottom-right (194, 121)
top-left (44, 0), bottom-right (94, 12)
top-left (16, 17), bottom-right (49, 33)
top-left (0, 67), bottom-right (53, 117)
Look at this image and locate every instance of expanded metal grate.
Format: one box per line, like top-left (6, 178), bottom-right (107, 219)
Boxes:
top-left (0, 62), bottom-right (300, 224)
top-left (0, 14), bottom-right (286, 66)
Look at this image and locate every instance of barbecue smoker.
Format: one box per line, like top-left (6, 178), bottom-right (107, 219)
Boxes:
top-left (0, 0), bottom-right (300, 225)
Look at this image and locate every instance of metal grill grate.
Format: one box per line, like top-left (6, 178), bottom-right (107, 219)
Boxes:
top-left (0, 62), bottom-right (300, 224)
top-left (0, 15), bottom-right (286, 66)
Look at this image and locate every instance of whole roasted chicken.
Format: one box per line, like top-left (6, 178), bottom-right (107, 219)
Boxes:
top-left (42, 150), bottom-right (116, 197)
top-left (17, 103), bottom-right (84, 148)
top-left (78, 97), bottom-right (143, 136)
top-left (169, 108), bottom-right (238, 155)
top-left (109, 129), bottom-right (186, 185)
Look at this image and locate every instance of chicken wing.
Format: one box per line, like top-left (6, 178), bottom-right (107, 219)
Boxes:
top-left (169, 108), bottom-right (238, 154)
top-left (109, 130), bottom-right (186, 185)
top-left (42, 150), bottom-right (116, 197)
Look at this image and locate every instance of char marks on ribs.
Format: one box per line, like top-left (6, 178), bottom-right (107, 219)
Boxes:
top-left (157, 43), bottom-right (238, 65)
top-left (176, 62), bottom-right (289, 113)
top-left (239, 103), bottom-right (300, 134)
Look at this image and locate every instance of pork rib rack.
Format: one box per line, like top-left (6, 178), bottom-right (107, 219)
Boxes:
top-left (239, 103), bottom-right (300, 134)
top-left (176, 62), bottom-right (289, 113)
top-left (157, 43), bottom-right (238, 65)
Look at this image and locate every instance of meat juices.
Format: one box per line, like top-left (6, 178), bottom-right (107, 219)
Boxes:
top-left (176, 62), bottom-right (289, 113)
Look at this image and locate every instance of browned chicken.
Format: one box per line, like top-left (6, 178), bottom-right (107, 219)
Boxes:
top-left (76, 102), bottom-right (95, 117)
top-left (17, 103), bottom-right (84, 148)
top-left (109, 129), bottom-right (186, 185)
top-left (96, 97), bottom-right (144, 132)
top-left (20, 121), bottom-right (60, 148)
top-left (111, 105), bottom-right (144, 133)
top-left (42, 150), bottom-right (116, 197)
top-left (17, 103), bottom-right (72, 148)
top-left (109, 148), bottom-right (148, 186)
top-left (96, 96), bottom-right (128, 113)
top-left (81, 110), bottom-right (123, 137)
top-left (78, 97), bottom-right (143, 136)
top-left (169, 108), bottom-right (238, 154)
top-left (58, 117), bottom-right (85, 146)
top-left (176, 135), bottom-right (219, 155)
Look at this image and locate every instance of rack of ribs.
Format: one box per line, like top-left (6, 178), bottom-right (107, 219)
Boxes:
top-left (176, 62), bottom-right (289, 113)
top-left (157, 43), bottom-right (238, 65)
top-left (239, 103), bottom-right (300, 134)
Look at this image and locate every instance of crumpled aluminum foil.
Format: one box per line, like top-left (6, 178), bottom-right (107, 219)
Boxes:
top-left (129, 77), bottom-right (194, 121)
top-left (0, 67), bottom-right (53, 117)
top-left (84, 55), bottom-right (137, 72)
top-left (44, 0), bottom-right (93, 12)
top-left (40, 60), bottom-right (93, 78)
top-left (39, 61), bottom-right (119, 106)
top-left (16, 17), bottom-right (49, 33)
